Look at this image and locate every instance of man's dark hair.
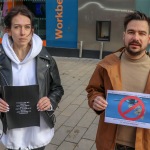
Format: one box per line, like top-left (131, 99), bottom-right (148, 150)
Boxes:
top-left (4, 5), bottom-right (34, 29)
top-left (124, 11), bottom-right (150, 31)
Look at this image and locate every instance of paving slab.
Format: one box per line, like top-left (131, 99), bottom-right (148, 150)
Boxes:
top-left (74, 139), bottom-right (95, 150)
top-left (60, 104), bottom-right (79, 117)
top-left (64, 107), bottom-right (88, 127)
top-left (57, 141), bottom-right (76, 150)
top-left (51, 125), bottom-right (73, 145)
top-left (65, 126), bottom-right (87, 143)
top-left (77, 111), bottom-right (97, 128)
top-left (53, 57), bottom-right (99, 150)
top-left (83, 124), bottom-right (98, 141)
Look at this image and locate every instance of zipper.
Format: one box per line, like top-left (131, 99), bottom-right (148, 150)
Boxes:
top-left (44, 69), bottom-right (49, 95)
top-left (0, 71), bottom-right (9, 86)
top-left (0, 71), bottom-right (9, 140)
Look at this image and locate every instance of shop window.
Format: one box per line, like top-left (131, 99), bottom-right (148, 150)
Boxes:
top-left (0, 1), bottom-right (46, 39)
top-left (13, 0), bottom-right (46, 40)
top-left (23, 0), bottom-right (46, 40)
top-left (96, 21), bottom-right (111, 41)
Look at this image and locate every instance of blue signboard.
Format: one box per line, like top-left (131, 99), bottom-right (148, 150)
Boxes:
top-left (46, 0), bottom-right (78, 48)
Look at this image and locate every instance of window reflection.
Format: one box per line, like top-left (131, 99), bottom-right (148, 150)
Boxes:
top-left (23, 0), bottom-right (46, 39)
top-left (96, 21), bottom-right (111, 41)
top-left (0, 0), bottom-right (46, 39)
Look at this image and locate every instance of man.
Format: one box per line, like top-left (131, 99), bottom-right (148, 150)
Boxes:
top-left (86, 11), bottom-right (150, 150)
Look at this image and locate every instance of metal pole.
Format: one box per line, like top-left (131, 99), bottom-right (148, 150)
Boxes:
top-left (79, 41), bottom-right (83, 58)
top-left (99, 42), bottom-right (104, 59)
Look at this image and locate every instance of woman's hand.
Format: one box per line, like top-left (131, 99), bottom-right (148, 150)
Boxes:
top-left (93, 96), bottom-right (108, 111)
top-left (0, 99), bottom-right (9, 112)
top-left (37, 96), bottom-right (51, 111)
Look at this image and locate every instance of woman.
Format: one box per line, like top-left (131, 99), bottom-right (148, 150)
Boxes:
top-left (0, 5), bottom-right (64, 150)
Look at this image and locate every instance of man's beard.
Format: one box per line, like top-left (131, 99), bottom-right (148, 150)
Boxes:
top-left (125, 47), bottom-right (145, 56)
top-left (125, 40), bottom-right (145, 56)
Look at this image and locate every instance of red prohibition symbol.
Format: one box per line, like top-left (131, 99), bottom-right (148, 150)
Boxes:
top-left (118, 96), bottom-right (145, 121)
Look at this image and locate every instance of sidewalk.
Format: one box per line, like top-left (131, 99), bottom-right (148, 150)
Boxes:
top-left (0, 57), bottom-right (100, 150)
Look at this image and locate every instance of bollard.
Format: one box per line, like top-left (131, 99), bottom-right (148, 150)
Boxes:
top-left (99, 42), bottom-right (104, 59)
top-left (79, 41), bottom-right (83, 58)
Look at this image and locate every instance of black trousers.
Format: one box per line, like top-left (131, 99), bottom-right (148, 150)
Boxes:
top-left (32, 147), bottom-right (45, 150)
top-left (8, 146), bottom-right (45, 150)
top-left (115, 144), bottom-right (135, 150)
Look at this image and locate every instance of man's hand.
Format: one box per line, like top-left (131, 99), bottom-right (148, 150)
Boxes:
top-left (93, 96), bottom-right (108, 111)
top-left (37, 97), bottom-right (51, 111)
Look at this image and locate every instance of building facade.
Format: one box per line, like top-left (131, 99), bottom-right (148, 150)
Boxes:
top-left (0, 0), bottom-right (149, 59)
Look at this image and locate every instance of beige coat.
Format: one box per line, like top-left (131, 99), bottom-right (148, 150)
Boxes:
top-left (86, 47), bottom-right (150, 150)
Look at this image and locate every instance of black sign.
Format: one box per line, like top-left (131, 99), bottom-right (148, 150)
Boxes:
top-left (3, 85), bottom-right (40, 129)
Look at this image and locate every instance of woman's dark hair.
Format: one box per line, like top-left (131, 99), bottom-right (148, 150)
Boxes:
top-left (124, 11), bottom-right (150, 32)
top-left (4, 5), bottom-right (34, 29)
